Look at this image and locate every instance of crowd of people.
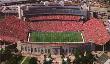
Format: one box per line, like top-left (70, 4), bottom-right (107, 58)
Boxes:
top-left (83, 18), bottom-right (110, 45)
top-left (29, 21), bottom-right (83, 32)
top-left (29, 15), bottom-right (80, 21)
top-left (0, 16), bottom-right (29, 42)
top-left (0, 16), bottom-right (109, 45)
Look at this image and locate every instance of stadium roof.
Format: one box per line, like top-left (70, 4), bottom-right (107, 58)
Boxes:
top-left (23, 5), bottom-right (87, 18)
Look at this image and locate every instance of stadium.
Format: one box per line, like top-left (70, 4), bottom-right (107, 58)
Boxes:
top-left (0, 1), bottom-right (110, 64)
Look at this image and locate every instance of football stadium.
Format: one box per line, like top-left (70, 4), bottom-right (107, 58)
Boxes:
top-left (0, 0), bottom-right (110, 64)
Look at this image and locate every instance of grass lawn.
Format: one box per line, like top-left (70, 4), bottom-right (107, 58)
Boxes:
top-left (30, 32), bottom-right (83, 42)
top-left (19, 56), bottom-right (26, 64)
top-left (5, 55), bottom-right (25, 64)
top-left (22, 57), bottom-right (31, 64)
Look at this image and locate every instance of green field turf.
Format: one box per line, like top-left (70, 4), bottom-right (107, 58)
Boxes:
top-left (30, 32), bottom-right (83, 42)
top-left (22, 57), bottom-right (31, 64)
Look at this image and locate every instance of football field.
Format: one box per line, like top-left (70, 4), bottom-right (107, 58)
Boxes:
top-left (30, 32), bottom-right (83, 42)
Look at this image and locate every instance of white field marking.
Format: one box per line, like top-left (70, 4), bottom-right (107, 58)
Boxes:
top-left (81, 33), bottom-right (85, 43)
top-left (20, 56), bottom-right (28, 64)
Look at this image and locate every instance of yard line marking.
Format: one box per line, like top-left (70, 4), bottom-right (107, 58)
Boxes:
top-left (20, 56), bottom-right (28, 64)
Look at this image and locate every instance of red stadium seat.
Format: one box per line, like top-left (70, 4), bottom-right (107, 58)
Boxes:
top-left (83, 18), bottom-right (110, 45)
top-left (0, 16), bottom-right (109, 45)
top-left (0, 16), bottom-right (29, 42)
top-left (29, 21), bottom-right (83, 32)
top-left (29, 15), bottom-right (80, 21)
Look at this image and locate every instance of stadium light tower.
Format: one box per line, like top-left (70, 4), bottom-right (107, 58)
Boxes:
top-left (89, 39), bottom-right (94, 51)
top-left (18, 6), bottom-right (22, 19)
top-left (102, 44), bottom-right (105, 53)
top-left (0, 44), bottom-right (1, 50)
top-left (28, 33), bottom-right (31, 42)
top-left (18, 5), bottom-right (24, 19)
top-left (17, 41), bottom-right (22, 51)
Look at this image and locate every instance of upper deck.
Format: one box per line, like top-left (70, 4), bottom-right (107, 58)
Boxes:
top-left (23, 4), bottom-right (88, 18)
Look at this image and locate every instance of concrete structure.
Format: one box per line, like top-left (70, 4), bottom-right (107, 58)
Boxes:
top-left (18, 42), bottom-right (84, 56)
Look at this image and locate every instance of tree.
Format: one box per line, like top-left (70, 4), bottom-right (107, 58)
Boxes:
top-left (29, 57), bottom-right (37, 64)
top-left (0, 40), bottom-right (22, 64)
top-left (103, 0), bottom-right (110, 4)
